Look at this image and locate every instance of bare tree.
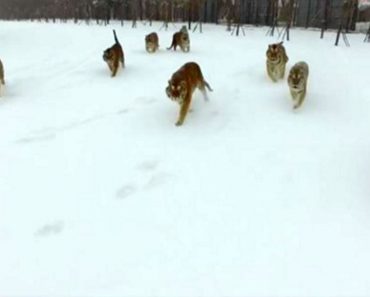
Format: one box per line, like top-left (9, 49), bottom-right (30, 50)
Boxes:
top-left (193, 0), bottom-right (206, 32)
top-left (159, 0), bottom-right (170, 30)
top-left (335, 0), bottom-right (355, 46)
top-left (279, 0), bottom-right (296, 41)
top-left (266, 0), bottom-right (278, 36)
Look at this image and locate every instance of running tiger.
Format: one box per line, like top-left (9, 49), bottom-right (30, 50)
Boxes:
top-left (0, 58), bottom-right (4, 96)
top-left (266, 41), bottom-right (289, 82)
top-left (145, 32), bottom-right (159, 53)
top-left (167, 27), bottom-right (190, 52)
top-left (166, 62), bottom-right (212, 126)
top-left (287, 61), bottom-right (309, 109)
top-left (103, 30), bottom-right (124, 77)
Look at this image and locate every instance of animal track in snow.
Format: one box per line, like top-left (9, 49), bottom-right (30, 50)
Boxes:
top-left (115, 160), bottom-right (173, 200)
top-left (144, 172), bottom-right (172, 189)
top-left (15, 133), bottom-right (56, 144)
top-left (35, 221), bottom-right (64, 237)
top-left (137, 160), bottom-right (159, 172)
top-left (116, 108), bottom-right (129, 115)
top-left (15, 109), bottom-right (129, 145)
top-left (116, 183), bottom-right (137, 199)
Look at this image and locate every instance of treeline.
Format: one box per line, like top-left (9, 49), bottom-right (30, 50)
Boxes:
top-left (0, 0), bottom-right (362, 31)
top-left (0, 0), bottom-right (213, 25)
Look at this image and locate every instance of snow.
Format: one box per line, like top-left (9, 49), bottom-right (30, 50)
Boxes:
top-left (1, 20), bottom-right (370, 297)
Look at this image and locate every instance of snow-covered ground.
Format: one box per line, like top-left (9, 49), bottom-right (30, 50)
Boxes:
top-left (1, 20), bottom-right (370, 297)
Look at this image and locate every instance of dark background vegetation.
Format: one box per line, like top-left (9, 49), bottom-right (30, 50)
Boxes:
top-left (0, 0), bottom-right (367, 31)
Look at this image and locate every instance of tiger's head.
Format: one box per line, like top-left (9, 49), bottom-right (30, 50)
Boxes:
top-left (103, 48), bottom-right (113, 62)
top-left (145, 32), bottom-right (158, 53)
top-left (166, 79), bottom-right (187, 104)
top-left (288, 69), bottom-right (305, 91)
top-left (266, 42), bottom-right (284, 63)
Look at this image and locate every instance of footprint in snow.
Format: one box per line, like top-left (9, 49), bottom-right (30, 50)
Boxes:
top-left (144, 172), bottom-right (172, 190)
top-left (117, 108), bottom-right (129, 115)
top-left (137, 160), bottom-right (159, 172)
top-left (116, 183), bottom-right (137, 199)
top-left (35, 221), bottom-right (64, 237)
top-left (16, 133), bottom-right (56, 144)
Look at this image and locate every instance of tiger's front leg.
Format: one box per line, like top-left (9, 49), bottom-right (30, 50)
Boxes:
top-left (294, 90), bottom-right (306, 109)
top-left (267, 64), bottom-right (277, 82)
top-left (280, 64), bottom-right (287, 79)
top-left (107, 61), bottom-right (114, 75)
top-left (175, 94), bottom-right (191, 126)
top-left (293, 96), bottom-right (303, 109)
top-left (111, 60), bottom-right (119, 77)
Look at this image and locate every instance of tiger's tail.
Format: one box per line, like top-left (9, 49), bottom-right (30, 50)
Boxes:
top-left (167, 36), bottom-right (175, 50)
top-left (113, 29), bottom-right (120, 44)
top-left (204, 81), bottom-right (213, 92)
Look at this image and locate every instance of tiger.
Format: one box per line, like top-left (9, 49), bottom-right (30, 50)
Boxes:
top-left (287, 61), bottom-right (309, 109)
top-left (166, 62), bottom-right (213, 126)
top-left (266, 41), bottom-right (289, 82)
top-left (167, 27), bottom-right (190, 52)
top-left (103, 30), bottom-right (124, 77)
top-left (145, 32), bottom-right (159, 53)
top-left (0, 58), bottom-right (4, 96)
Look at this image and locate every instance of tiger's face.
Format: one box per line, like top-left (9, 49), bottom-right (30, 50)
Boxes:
top-left (145, 32), bottom-right (159, 53)
top-left (176, 32), bottom-right (190, 52)
top-left (267, 44), bottom-right (281, 62)
top-left (166, 79), bottom-right (187, 104)
top-left (288, 70), bottom-right (305, 91)
top-left (103, 48), bottom-right (113, 62)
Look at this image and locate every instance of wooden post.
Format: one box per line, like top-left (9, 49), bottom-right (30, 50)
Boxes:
top-left (335, 0), bottom-right (351, 46)
top-left (305, 0), bottom-right (312, 28)
top-left (320, 0), bottom-right (330, 39)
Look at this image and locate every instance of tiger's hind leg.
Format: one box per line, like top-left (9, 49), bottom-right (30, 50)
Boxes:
top-left (199, 81), bottom-right (212, 101)
top-left (204, 81), bottom-right (213, 92)
top-left (200, 87), bottom-right (209, 101)
top-left (120, 54), bottom-right (124, 68)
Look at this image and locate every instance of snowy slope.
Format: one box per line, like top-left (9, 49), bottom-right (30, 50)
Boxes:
top-left (1, 20), bottom-right (370, 297)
